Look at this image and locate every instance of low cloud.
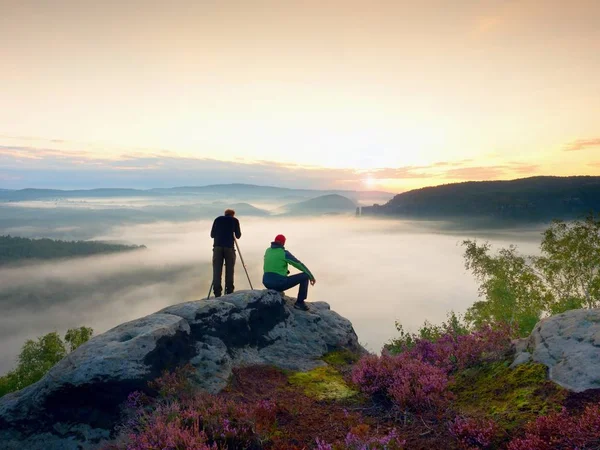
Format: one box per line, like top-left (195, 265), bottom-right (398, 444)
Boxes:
top-left (563, 138), bottom-right (600, 152)
top-left (2, 214), bottom-right (537, 372)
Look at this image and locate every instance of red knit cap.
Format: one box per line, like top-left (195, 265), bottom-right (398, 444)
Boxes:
top-left (274, 234), bottom-right (286, 245)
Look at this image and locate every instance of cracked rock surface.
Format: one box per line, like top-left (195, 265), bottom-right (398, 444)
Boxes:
top-left (0, 290), bottom-right (362, 449)
top-left (511, 308), bottom-right (600, 392)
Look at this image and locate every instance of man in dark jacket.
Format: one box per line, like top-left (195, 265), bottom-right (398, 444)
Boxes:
top-left (210, 209), bottom-right (242, 297)
top-left (262, 234), bottom-right (316, 310)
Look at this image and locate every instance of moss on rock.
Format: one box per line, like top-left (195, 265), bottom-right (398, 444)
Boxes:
top-left (288, 366), bottom-right (358, 401)
top-left (451, 361), bottom-right (566, 432)
top-left (322, 350), bottom-right (361, 368)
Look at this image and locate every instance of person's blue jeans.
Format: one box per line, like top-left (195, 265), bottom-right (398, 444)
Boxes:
top-left (263, 272), bottom-right (310, 302)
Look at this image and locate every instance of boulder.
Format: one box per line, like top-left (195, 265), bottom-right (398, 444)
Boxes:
top-left (0, 290), bottom-right (362, 449)
top-left (511, 308), bottom-right (600, 392)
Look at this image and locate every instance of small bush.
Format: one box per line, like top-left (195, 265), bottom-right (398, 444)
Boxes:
top-left (386, 311), bottom-right (469, 354)
top-left (344, 427), bottom-right (406, 449)
top-left (116, 366), bottom-right (278, 450)
top-left (449, 416), bottom-right (499, 449)
top-left (508, 404), bottom-right (600, 450)
top-left (351, 353), bottom-right (450, 412)
top-left (316, 424), bottom-right (406, 450)
top-left (353, 325), bottom-right (512, 414)
top-left (0, 327), bottom-right (93, 397)
top-left (409, 324), bottom-right (512, 373)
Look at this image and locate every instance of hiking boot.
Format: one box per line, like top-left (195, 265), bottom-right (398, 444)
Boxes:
top-left (293, 301), bottom-right (309, 311)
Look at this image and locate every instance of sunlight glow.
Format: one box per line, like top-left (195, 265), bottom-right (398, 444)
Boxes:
top-left (364, 176), bottom-right (377, 188)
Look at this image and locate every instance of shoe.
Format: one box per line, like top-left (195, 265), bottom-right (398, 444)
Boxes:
top-left (293, 301), bottom-right (309, 311)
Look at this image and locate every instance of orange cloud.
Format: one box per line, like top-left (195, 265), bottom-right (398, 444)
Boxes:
top-left (443, 166), bottom-right (506, 180)
top-left (563, 138), bottom-right (600, 152)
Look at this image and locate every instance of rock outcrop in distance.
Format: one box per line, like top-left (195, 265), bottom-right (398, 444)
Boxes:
top-left (512, 308), bottom-right (600, 392)
top-left (0, 290), bottom-right (362, 450)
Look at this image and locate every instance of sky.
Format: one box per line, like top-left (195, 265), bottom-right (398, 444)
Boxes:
top-left (1, 0), bottom-right (599, 191)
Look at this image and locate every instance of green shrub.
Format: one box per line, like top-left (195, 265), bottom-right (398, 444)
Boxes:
top-left (65, 326), bottom-right (94, 352)
top-left (0, 327), bottom-right (93, 398)
top-left (463, 214), bottom-right (600, 336)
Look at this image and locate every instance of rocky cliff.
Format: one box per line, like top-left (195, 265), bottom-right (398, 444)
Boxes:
top-left (0, 290), bottom-right (362, 450)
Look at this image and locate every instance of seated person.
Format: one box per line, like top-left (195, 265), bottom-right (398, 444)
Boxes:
top-left (262, 234), bottom-right (316, 310)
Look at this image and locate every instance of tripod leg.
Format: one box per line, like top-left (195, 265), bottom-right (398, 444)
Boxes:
top-left (234, 238), bottom-right (254, 290)
top-left (206, 281), bottom-right (213, 300)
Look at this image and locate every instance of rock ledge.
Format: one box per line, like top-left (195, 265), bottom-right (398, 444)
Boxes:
top-left (0, 290), bottom-right (361, 449)
top-left (512, 308), bottom-right (600, 392)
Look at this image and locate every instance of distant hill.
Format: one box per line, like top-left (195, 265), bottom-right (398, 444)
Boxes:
top-left (0, 188), bottom-right (157, 201)
top-left (0, 184), bottom-right (394, 205)
top-left (217, 202), bottom-right (270, 216)
top-left (362, 176), bottom-right (600, 223)
top-left (0, 235), bottom-right (145, 265)
top-left (153, 184), bottom-right (392, 204)
top-left (281, 194), bottom-right (357, 216)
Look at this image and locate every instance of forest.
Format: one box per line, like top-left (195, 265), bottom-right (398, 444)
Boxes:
top-left (0, 235), bottom-right (144, 265)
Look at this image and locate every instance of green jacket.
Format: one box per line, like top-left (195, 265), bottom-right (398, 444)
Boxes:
top-left (263, 242), bottom-right (314, 280)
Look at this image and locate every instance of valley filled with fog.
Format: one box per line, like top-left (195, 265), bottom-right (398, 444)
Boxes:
top-left (0, 191), bottom-right (544, 373)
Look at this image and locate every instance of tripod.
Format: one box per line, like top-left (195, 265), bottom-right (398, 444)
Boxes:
top-left (206, 237), bottom-right (253, 299)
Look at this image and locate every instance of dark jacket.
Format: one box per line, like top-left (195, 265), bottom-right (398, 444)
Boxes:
top-left (210, 215), bottom-right (241, 248)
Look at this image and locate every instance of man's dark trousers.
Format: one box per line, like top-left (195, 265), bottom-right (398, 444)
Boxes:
top-left (213, 246), bottom-right (236, 297)
top-left (263, 272), bottom-right (309, 302)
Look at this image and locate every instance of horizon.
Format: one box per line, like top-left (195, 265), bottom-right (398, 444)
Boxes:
top-left (1, 1), bottom-right (600, 190)
top-left (1, 174), bottom-right (600, 195)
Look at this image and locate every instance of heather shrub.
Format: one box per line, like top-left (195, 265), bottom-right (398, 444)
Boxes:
top-left (316, 424), bottom-right (406, 450)
top-left (508, 405), bottom-right (600, 450)
top-left (116, 367), bottom-right (277, 450)
top-left (350, 354), bottom-right (402, 397)
top-left (315, 438), bottom-right (334, 450)
top-left (344, 427), bottom-right (405, 449)
top-left (449, 416), bottom-right (499, 449)
top-left (386, 311), bottom-right (469, 354)
top-left (353, 323), bottom-right (511, 413)
top-left (387, 355), bottom-right (450, 411)
top-left (409, 324), bottom-right (512, 373)
top-left (351, 353), bottom-right (450, 412)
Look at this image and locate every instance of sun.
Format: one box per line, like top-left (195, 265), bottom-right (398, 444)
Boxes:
top-left (364, 176), bottom-right (377, 188)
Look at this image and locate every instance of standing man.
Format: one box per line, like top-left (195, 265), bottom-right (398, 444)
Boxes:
top-left (262, 234), bottom-right (316, 310)
top-left (210, 209), bottom-right (241, 297)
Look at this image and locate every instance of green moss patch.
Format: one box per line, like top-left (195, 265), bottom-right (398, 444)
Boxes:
top-left (288, 366), bottom-right (358, 401)
top-left (451, 361), bottom-right (566, 432)
top-left (321, 350), bottom-right (361, 367)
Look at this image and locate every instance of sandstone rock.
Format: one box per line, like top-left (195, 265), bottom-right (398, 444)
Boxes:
top-left (512, 308), bottom-right (600, 391)
top-left (0, 290), bottom-right (362, 449)
top-left (510, 351), bottom-right (532, 368)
